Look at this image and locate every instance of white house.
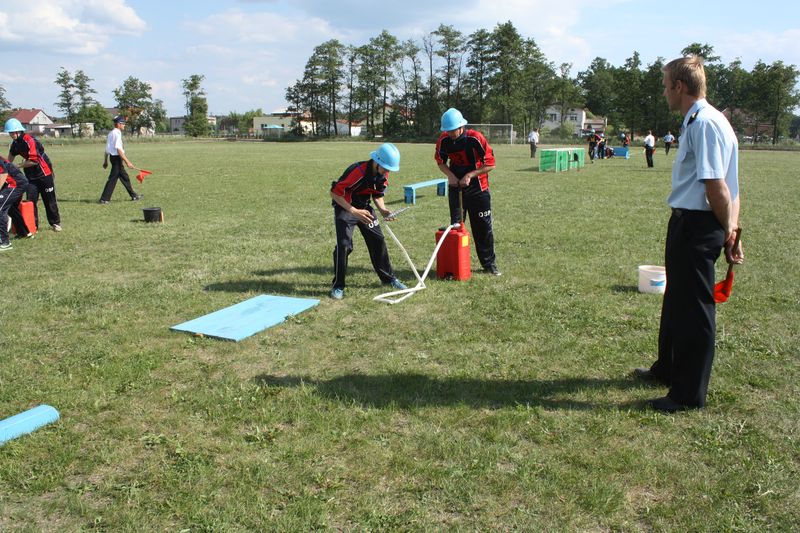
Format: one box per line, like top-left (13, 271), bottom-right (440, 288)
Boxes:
top-left (542, 106), bottom-right (607, 135)
top-left (8, 109), bottom-right (54, 134)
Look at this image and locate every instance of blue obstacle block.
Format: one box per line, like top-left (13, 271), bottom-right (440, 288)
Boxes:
top-left (403, 178), bottom-right (447, 204)
top-left (0, 405), bottom-right (60, 445)
top-left (171, 294), bottom-right (320, 342)
top-left (613, 147), bottom-right (630, 159)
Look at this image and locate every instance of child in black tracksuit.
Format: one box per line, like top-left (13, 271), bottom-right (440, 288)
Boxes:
top-left (0, 156), bottom-right (31, 250)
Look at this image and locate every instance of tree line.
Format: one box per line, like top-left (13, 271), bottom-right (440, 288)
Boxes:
top-left (285, 22), bottom-right (800, 143)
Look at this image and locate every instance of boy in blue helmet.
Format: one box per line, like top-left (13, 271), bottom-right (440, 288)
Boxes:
top-left (5, 118), bottom-right (62, 231)
top-left (0, 156), bottom-right (32, 251)
top-left (329, 143), bottom-right (407, 300)
top-left (435, 108), bottom-right (500, 275)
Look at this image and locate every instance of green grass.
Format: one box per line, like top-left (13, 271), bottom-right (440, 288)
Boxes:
top-left (1, 140), bottom-right (798, 531)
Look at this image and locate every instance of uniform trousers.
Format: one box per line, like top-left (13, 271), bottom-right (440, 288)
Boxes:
top-left (27, 174), bottom-right (61, 227)
top-left (101, 155), bottom-right (137, 201)
top-left (0, 186), bottom-right (29, 244)
top-left (332, 205), bottom-right (395, 290)
top-left (529, 142), bottom-right (537, 158)
top-left (645, 147), bottom-right (655, 167)
top-left (651, 209), bottom-right (724, 407)
top-left (665, 142), bottom-right (673, 155)
top-left (448, 183), bottom-right (496, 269)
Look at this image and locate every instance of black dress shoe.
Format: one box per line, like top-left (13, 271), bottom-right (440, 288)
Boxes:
top-left (649, 396), bottom-right (693, 413)
top-left (483, 264), bottom-right (502, 276)
top-left (633, 367), bottom-right (669, 386)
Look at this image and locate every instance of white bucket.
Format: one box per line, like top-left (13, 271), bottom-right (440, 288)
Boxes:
top-left (638, 265), bottom-right (666, 294)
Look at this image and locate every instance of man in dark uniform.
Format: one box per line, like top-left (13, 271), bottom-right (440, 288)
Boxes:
top-left (5, 118), bottom-right (62, 231)
top-left (634, 55), bottom-right (743, 412)
top-left (0, 156), bottom-right (32, 251)
top-left (329, 143), bottom-right (407, 300)
top-left (435, 108), bottom-right (500, 275)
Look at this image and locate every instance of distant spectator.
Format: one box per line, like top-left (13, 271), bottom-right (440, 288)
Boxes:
top-left (644, 130), bottom-right (655, 168)
top-left (663, 130), bottom-right (675, 154)
top-left (527, 128), bottom-right (540, 158)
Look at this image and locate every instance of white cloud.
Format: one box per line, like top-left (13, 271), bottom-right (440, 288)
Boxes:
top-left (0, 0), bottom-right (145, 55)
top-left (187, 9), bottom-right (339, 45)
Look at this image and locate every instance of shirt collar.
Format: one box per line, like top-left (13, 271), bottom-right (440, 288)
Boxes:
top-left (683, 98), bottom-right (708, 129)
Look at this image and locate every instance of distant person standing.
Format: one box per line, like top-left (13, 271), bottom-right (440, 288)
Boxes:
top-left (0, 156), bottom-right (32, 251)
top-left (588, 129), bottom-right (599, 162)
top-left (435, 108), bottom-right (500, 275)
top-left (663, 130), bottom-right (675, 155)
top-left (644, 130), bottom-right (656, 167)
top-left (634, 55), bottom-right (743, 412)
top-left (4, 118), bottom-right (62, 231)
top-left (527, 128), bottom-right (540, 158)
top-left (99, 115), bottom-right (142, 204)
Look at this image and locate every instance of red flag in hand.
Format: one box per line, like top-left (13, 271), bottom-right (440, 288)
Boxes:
top-left (714, 228), bottom-right (743, 304)
top-left (135, 169), bottom-right (152, 183)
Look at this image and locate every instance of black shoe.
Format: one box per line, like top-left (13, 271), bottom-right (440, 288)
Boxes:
top-left (483, 264), bottom-right (502, 276)
top-left (633, 367), bottom-right (669, 386)
top-left (649, 396), bottom-right (693, 413)
top-left (98, 199), bottom-right (110, 204)
top-left (132, 194), bottom-right (143, 201)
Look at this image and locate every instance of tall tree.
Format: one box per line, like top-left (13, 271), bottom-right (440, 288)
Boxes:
top-left (54, 68), bottom-right (78, 137)
top-left (72, 70), bottom-right (98, 137)
top-left (518, 38), bottom-right (555, 133)
top-left (578, 57), bottom-right (616, 122)
top-left (614, 52), bottom-right (644, 138)
top-left (113, 76), bottom-right (155, 136)
top-left (0, 83), bottom-right (11, 111)
top-left (181, 74), bottom-right (205, 115)
top-left (487, 21), bottom-right (526, 124)
top-left (368, 30), bottom-right (401, 135)
top-left (433, 24), bottom-right (465, 108)
top-left (552, 63), bottom-right (582, 129)
top-left (462, 28), bottom-right (494, 124)
top-left (396, 39), bottom-right (423, 135)
top-left (714, 58), bottom-right (750, 131)
top-left (182, 74), bottom-right (210, 137)
top-left (747, 60), bottom-right (800, 144)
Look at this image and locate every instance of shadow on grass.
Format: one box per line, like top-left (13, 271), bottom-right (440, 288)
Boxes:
top-left (254, 372), bottom-right (649, 411)
top-left (204, 266), bottom-right (385, 296)
top-left (611, 284), bottom-right (639, 294)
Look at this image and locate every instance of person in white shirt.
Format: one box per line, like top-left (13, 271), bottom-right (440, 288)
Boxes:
top-left (99, 115), bottom-right (142, 204)
top-left (643, 130), bottom-right (656, 168)
top-left (527, 128), bottom-right (540, 158)
top-left (663, 131), bottom-right (676, 154)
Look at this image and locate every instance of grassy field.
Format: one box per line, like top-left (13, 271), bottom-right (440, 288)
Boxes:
top-left (1, 139), bottom-right (798, 531)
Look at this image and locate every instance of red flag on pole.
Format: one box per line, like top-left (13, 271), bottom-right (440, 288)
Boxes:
top-left (714, 228), bottom-right (742, 304)
top-left (135, 169), bottom-right (152, 183)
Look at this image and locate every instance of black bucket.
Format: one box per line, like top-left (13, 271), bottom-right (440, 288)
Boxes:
top-left (143, 207), bottom-right (163, 223)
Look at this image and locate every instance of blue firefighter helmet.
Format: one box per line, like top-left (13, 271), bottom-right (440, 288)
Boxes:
top-left (440, 108), bottom-right (468, 132)
top-left (4, 118), bottom-right (25, 133)
top-left (370, 142), bottom-right (400, 172)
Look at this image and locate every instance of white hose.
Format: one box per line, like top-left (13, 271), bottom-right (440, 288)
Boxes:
top-left (373, 220), bottom-right (459, 305)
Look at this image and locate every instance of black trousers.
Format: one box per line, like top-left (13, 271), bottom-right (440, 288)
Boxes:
top-left (651, 209), bottom-right (724, 407)
top-left (448, 183), bottom-right (496, 268)
top-left (645, 147), bottom-right (655, 167)
top-left (529, 142), bottom-right (537, 158)
top-left (0, 185), bottom-right (29, 244)
top-left (665, 142), bottom-right (673, 155)
top-left (101, 155), bottom-right (137, 201)
top-left (27, 174), bottom-right (61, 227)
top-left (332, 205), bottom-right (395, 290)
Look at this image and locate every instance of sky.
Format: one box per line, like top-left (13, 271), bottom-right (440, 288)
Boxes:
top-left (1, 0), bottom-right (798, 119)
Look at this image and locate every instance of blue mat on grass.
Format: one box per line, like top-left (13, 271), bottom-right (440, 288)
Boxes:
top-left (171, 294), bottom-right (319, 341)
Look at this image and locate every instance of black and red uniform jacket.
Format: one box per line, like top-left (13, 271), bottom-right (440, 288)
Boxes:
top-left (0, 156), bottom-right (29, 190)
top-left (9, 133), bottom-right (53, 181)
top-left (330, 161), bottom-right (388, 209)
top-left (434, 129), bottom-right (495, 191)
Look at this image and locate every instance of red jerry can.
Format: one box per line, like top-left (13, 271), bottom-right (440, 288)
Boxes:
top-left (12, 200), bottom-right (37, 236)
top-left (435, 224), bottom-right (471, 280)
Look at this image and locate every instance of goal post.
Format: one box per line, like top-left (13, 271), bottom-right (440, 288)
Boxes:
top-left (466, 124), bottom-right (515, 145)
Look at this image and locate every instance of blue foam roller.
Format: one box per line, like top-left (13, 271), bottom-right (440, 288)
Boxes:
top-left (0, 405), bottom-right (60, 445)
